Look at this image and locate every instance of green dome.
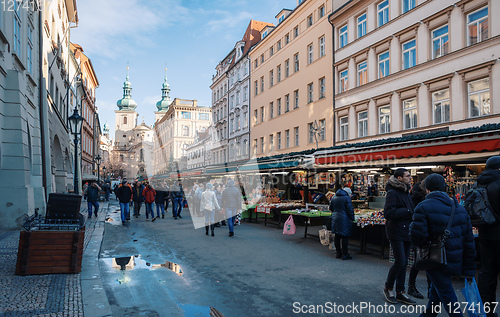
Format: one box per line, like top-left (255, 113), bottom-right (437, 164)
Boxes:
top-left (156, 68), bottom-right (171, 112)
top-left (117, 67), bottom-right (137, 110)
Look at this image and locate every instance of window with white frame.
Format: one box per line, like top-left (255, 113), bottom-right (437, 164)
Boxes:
top-left (339, 25), bottom-right (348, 48)
top-left (467, 7), bottom-right (488, 46)
top-left (378, 0), bottom-right (389, 27)
top-left (236, 91), bottom-right (240, 105)
top-left (27, 26), bottom-right (33, 74)
top-left (319, 119), bottom-right (326, 141)
top-left (294, 90), bottom-right (299, 109)
top-left (181, 111), bottom-right (191, 119)
top-left (307, 15), bottom-right (313, 27)
top-left (402, 0), bottom-right (415, 13)
top-left (357, 13), bottom-right (367, 38)
top-left (199, 113), bottom-right (209, 120)
top-left (340, 69), bottom-right (348, 92)
top-left (378, 51), bottom-right (389, 78)
top-left (340, 117), bottom-right (348, 141)
top-left (319, 77), bottom-right (325, 99)
top-left (319, 36), bottom-right (325, 57)
top-left (277, 98), bottom-right (282, 116)
top-left (261, 77), bottom-right (264, 92)
top-left (277, 65), bottom-right (281, 82)
top-left (230, 95), bottom-right (234, 109)
top-left (294, 53), bottom-right (299, 72)
top-left (402, 39), bottom-right (416, 69)
top-left (229, 118), bottom-right (234, 133)
top-left (285, 129), bottom-right (290, 148)
top-left (432, 89), bottom-right (450, 124)
top-left (270, 102), bottom-right (274, 119)
top-left (261, 106), bottom-right (264, 122)
top-left (254, 139), bottom-right (258, 155)
top-left (254, 109), bottom-right (258, 124)
top-left (13, 8), bottom-right (21, 56)
top-left (358, 111), bottom-right (368, 137)
top-left (285, 94), bottom-right (290, 112)
top-left (270, 70), bottom-right (274, 87)
top-left (308, 83), bottom-right (314, 103)
top-left (468, 78), bottom-right (490, 117)
top-left (254, 80), bottom-right (258, 95)
top-left (244, 111), bottom-right (248, 128)
top-left (261, 137), bottom-right (264, 153)
top-left (279, 15), bottom-right (285, 24)
top-left (308, 44), bottom-right (313, 64)
top-left (403, 98), bottom-right (418, 129)
top-left (432, 25), bottom-right (449, 59)
top-left (285, 33), bottom-right (290, 44)
top-left (270, 134), bottom-right (274, 151)
top-left (294, 26), bottom-right (299, 38)
top-left (294, 127), bottom-right (299, 146)
top-left (261, 54), bottom-right (264, 63)
top-left (244, 61), bottom-right (248, 74)
top-left (285, 59), bottom-right (290, 77)
top-left (277, 132), bottom-right (282, 149)
top-left (357, 61), bottom-right (367, 86)
top-left (319, 5), bottom-right (325, 18)
top-left (277, 40), bottom-right (281, 51)
top-left (270, 46), bottom-right (274, 56)
top-left (183, 125), bottom-right (190, 136)
top-left (379, 106), bottom-right (390, 134)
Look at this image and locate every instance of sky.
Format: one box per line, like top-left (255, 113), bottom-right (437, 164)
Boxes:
top-left (71, 0), bottom-right (299, 138)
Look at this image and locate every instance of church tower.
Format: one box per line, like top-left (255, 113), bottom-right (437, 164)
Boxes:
top-left (155, 68), bottom-right (172, 123)
top-left (115, 67), bottom-right (138, 133)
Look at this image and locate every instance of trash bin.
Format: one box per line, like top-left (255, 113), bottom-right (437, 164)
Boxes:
top-left (15, 193), bottom-right (85, 275)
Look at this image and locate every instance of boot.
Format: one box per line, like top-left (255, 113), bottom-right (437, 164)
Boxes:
top-left (407, 285), bottom-right (424, 299)
top-left (211, 224), bottom-right (215, 237)
top-left (205, 223), bottom-right (209, 235)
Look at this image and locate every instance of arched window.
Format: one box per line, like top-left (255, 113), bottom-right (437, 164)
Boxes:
top-left (123, 116), bottom-right (127, 124)
top-left (182, 125), bottom-right (189, 136)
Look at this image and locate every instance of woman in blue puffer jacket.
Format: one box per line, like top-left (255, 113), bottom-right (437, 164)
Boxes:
top-left (330, 187), bottom-right (355, 260)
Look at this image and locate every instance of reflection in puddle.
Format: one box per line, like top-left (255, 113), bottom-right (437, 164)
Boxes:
top-left (105, 255), bottom-right (183, 276)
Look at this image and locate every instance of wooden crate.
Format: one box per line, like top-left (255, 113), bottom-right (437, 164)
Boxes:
top-left (15, 228), bottom-right (85, 275)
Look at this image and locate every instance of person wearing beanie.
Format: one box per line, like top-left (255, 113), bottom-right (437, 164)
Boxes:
top-left (410, 173), bottom-right (476, 317)
top-left (383, 168), bottom-right (416, 305)
top-left (115, 180), bottom-right (133, 225)
top-left (476, 156), bottom-right (500, 317)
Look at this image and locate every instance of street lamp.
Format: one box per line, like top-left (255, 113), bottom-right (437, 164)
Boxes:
top-left (94, 154), bottom-right (101, 183)
top-left (102, 166), bottom-right (107, 181)
top-left (68, 106), bottom-right (84, 194)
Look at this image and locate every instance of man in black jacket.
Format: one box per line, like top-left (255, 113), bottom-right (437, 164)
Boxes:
top-left (383, 168), bottom-right (416, 305)
top-left (410, 174), bottom-right (476, 317)
top-left (477, 156), bottom-right (500, 317)
top-left (221, 179), bottom-right (242, 237)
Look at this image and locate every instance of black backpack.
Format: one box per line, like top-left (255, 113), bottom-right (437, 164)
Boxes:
top-left (464, 183), bottom-right (498, 226)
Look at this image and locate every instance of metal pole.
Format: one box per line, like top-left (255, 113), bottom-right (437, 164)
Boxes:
top-left (74, 135), bottom-right (79, 195)
top-left (97, 163), bottom-right (100, 184)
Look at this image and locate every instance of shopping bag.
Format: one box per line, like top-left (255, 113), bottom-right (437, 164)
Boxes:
top-left (283, 215), bottom-right (296, 235)
top-left (461, 277), bottom-right (487, 317)
top-left (319, 229), bottom-right (331, 245)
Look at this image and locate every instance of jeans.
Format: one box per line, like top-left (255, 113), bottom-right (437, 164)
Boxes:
top-left (119, 202), bottom-right (129, 222)
top-left (105, 192), bottom-right (110, 201)
top-left (386, 239), bottom-right (411, 294)
top-left (334, 234), bottom-right (349, 256)
top-left (409, 245), bottom-right (420, 286)
top-left (226, 208), bottom-right (237, 233)
top-left (156, 203), bottom-right (165, 217)
top-left (478, 239), bottom-right (500, 317)
top-left (204, 209), bottom-right (215, 223)
top-left (420, 269), bottom-right (463, 317)
top-left (172, 198), bottom-right (183, 218)
top-left (87, 201), bottom-right (99, 217)
top-left (145, 203), bottom-right (154, 219)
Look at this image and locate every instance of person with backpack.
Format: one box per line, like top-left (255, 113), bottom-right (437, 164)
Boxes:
top-left (410, 174), bottom-right (476, 317)
top-left (475, 156), bottom-right (500, 317)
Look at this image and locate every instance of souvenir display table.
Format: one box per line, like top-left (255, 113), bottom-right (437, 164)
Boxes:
top-left (252, 202), bottom-right (305, 227)
top-left (353, 209), bottom-right (387, 258)
top-left (281, 208), bottom-right (332, 239)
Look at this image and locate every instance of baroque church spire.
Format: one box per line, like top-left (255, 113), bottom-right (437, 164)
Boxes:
top-left (156, 68), bottom-right (171, 112)
top-left (116, 66), bottom-right (137, 111)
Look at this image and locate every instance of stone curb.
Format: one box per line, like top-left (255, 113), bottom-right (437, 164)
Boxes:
top-left (81, 202), bottom-right (113, 317)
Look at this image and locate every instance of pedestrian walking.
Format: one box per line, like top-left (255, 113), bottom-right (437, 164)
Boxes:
top-left (83, 182), bottom-right (89, 201)
top-left (221, 179), bottom-right (242, 237)
top-left (86, 181), bottom-right (101, 219)
top-left (330, 186), bottom-right (354, 260)
top-left (103, 182), bottom-right (111, 201)
top-left (142, 183), bottom-right (156, 221)
top-left (170, 181), bottom-right (184, 219)
top-left (214, 183), bottom-right (225, 227)
top-left (383, 168), bottom-right (416, 305)
top-left (132, 182), bottom-right (145, 218)
top-left (475, 156), bottom-right (500, 317)
top-left (201, 183), bottom-right (220, 236)
top-left (164, 182), bottom-right (171, 214)
top-left (155, 187), bottom-right (167, 219)
top-left (115, 180), bottom-right (133, 225)
top-left (410, 174), bottom-right (476, 317)
top-left (194, 184), bottom-right (204, 217)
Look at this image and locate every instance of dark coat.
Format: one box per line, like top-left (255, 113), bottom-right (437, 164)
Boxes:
top-left (170, 184), bottom-right (183, 199)
top-left (476, 169), bottom-right (500, 240)
top-left (330, 189), bottom-right (355, 237)
top-left (86, 185), bottom-right (100, 203)
top-left (221, 186), bottom-right (242, 209)
top-left (132, 185), bottom-right (145, 202)
top-left (116, 184), bottom-right (133, 204)
top-left (383, 176), bottom-right (414, 241)
top-left (411, 181), bottom-right (427, 207)
top-left (155, 190), bottom-right (168, 204)
top-left (410, 191), bottom-right (476, 276)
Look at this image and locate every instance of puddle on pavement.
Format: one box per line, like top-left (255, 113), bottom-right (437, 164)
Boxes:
top-left (104, 255), bottom-right (183, 276)
top-left (179, 304), bottom-right (211, 316)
